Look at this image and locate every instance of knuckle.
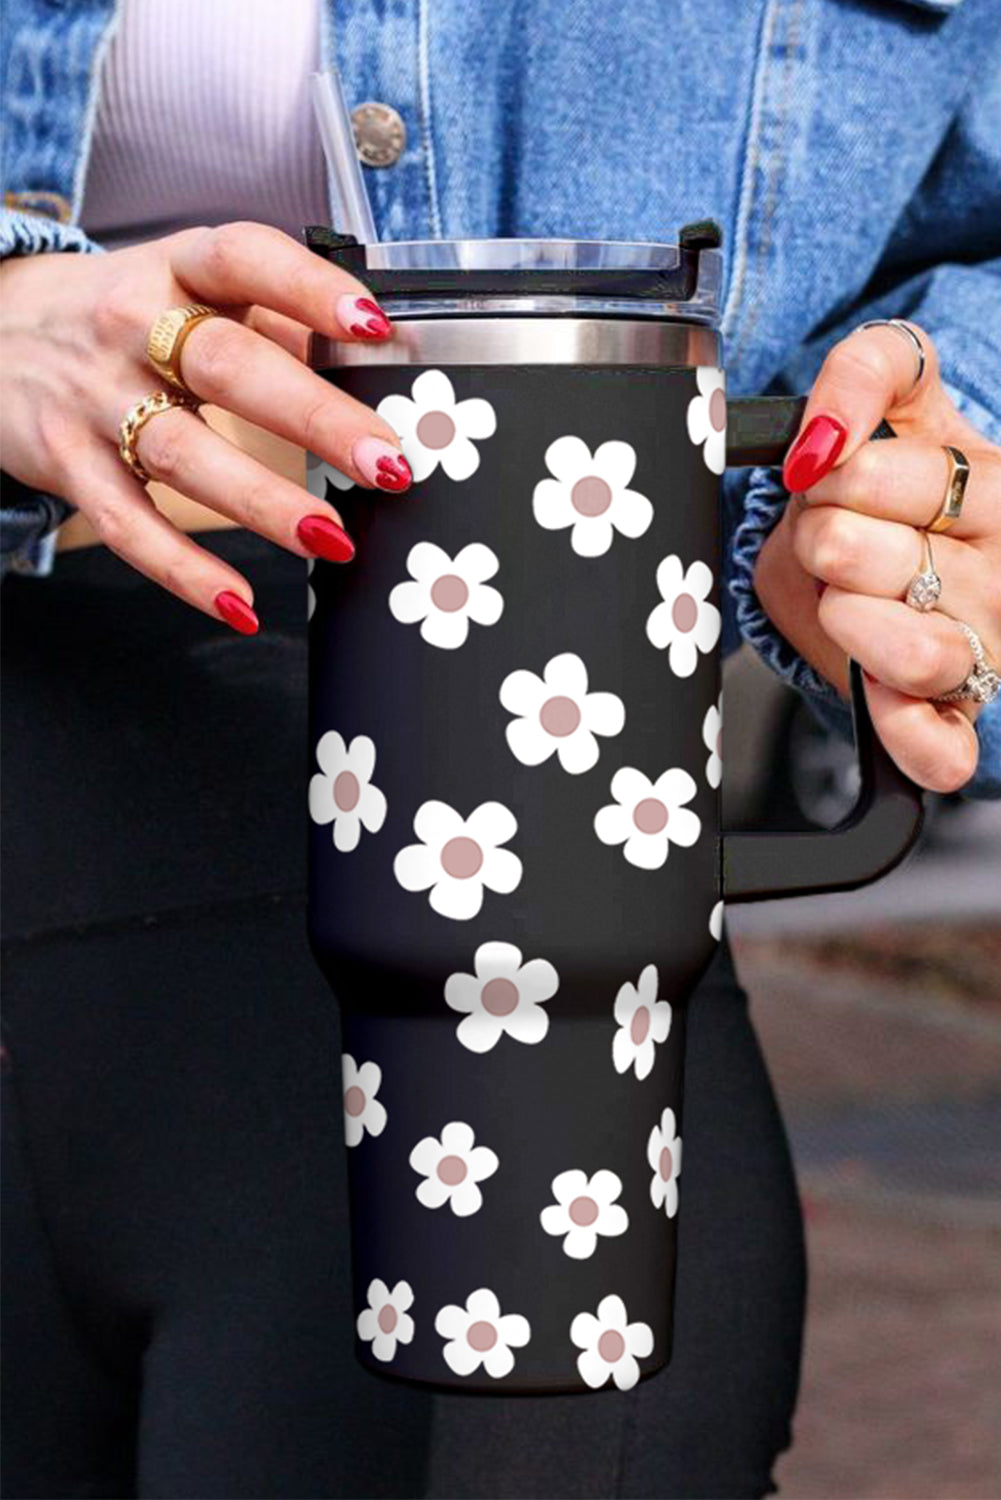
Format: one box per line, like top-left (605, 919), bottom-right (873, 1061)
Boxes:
top-left (240, 474), bottom-right (276, 533)
top-left (158, 554), bottom-right (190, 601)
top-left (299, 392), bottom-right (339, 459)
top-left (91, 275), bottom-right (141, 348)
top-left (814, 511), bottom-right (860, 579)
top-left (902, 630), bottom-right (947, 695)
top-left (187, 317), bottom-right (246, 396)
top-left (89, 496), bottom-right (131, 554)
top-left (920, 736), bottom-right (977, 794)
top-left (35, 407), bottom-right (78, 477)
top-left (136, 408), bottom-right (188, 484)
top-left (847, 440), bottom-right (881, 492)
top-left (283, 259), bottom-right (321, 314)
top-left (201, 222), bottom-right (250, 285)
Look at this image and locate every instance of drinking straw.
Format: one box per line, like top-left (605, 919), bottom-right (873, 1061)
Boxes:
top-left (310, 69), bottom-right (378, 246)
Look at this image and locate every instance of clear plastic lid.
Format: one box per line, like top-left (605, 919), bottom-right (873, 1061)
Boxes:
top-left (305, 228), bottom-right (723, 325)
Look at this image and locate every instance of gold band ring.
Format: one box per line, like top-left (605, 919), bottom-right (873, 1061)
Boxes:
top-left (145, 303), bottom-right (219, 397)
top-left (927, 445), bottom-right (970, 533)
top-left (118, 390), bottom-right (202, 484)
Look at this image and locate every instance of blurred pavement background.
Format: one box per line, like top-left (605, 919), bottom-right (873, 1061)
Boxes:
top-left (724, 650), bottom-right (1000, 1500)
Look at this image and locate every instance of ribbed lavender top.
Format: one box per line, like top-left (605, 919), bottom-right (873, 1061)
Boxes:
top-left (79, 0), bottom-right (331, 249)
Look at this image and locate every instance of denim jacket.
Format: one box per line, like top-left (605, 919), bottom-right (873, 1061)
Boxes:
top-left (3, 0), bottom-right (1000, 794)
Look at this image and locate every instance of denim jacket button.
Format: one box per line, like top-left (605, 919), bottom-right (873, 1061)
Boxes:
top-left (350, 102), bottom-right (407, 167)
top-left (3, 189), bottom-right (73, 222)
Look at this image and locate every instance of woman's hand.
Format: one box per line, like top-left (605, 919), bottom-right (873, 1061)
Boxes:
top-left (0, 222), bottom-right (411, 631)
top-left (754, 322), bottom-right (1001, 793)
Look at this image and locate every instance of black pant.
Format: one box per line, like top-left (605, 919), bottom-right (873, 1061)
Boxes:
top-left (2, 536), bottom-right (805, 1499)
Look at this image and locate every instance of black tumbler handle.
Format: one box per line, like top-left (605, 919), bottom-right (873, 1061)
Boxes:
top-left (720, 395), bottom-right (924, 902)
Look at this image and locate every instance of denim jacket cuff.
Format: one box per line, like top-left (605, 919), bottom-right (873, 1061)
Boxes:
top-left (0, 206), bottom-right (104, 260)
top-left (0, 209), bottom-right (103, 576)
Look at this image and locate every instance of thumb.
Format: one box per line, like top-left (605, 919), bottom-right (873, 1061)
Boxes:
top-left (782, 321), bottom-right (935, 493)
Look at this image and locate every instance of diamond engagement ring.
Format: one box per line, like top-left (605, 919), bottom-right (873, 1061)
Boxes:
top-left (905, 530), bottom-right (942, 612)
top-left (935, 622), bottom-right (1001, 706)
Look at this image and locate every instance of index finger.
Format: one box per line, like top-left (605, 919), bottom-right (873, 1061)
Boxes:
top-left (782, 322), bottom-right (938, 494)
top-left (169, 222), bottom-right (390, 344)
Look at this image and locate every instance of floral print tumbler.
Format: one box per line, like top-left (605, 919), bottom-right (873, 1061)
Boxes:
top-left (305, 228), bottom-right (923, 1393)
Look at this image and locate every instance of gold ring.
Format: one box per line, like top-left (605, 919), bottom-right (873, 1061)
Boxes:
top-left (927, 445), bottom-right (970, 533)
top-left (145, 303), bottom-right (219, 397)
top-left (118, 390), bottom-right (201, 483)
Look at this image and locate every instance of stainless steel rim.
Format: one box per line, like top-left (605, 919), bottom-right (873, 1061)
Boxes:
top-left (311, 318), bottom-right (721, 369)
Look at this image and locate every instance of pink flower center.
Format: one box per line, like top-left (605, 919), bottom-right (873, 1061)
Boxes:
top-left (431, 573), bottom-right (469, 612)
top-left (440, 836), bottom-right (484, 879)
top-left (344, 1086), bottom-right (366, 1117)
top-left (671, 593), bottom-right (699, 632)
top-left (437, 1154), bottom-right (468, 1185)
top-left (568, 1195), bottom-right (599, 1226)
top-left (598, 1329), bottom-right (626, 1363)
top-left (467, 1320), bottom-right (498, 1351)
top-left (709, 388), bottom-right (727, 433)
top-left (481, 977), bottom-right (519, 1016)
top-left (633, 798), bottom-right (668, 835)
top-left (417, 410), bottom-right (456, 449)
top-left (570, 476), bottom-right (612, 516)
top-left (333, 770), bottom-right (360, 812)
top-left (630, 1006), bottom-right (650, 1044)
top-left (659, 1145), bottom-right (674, 1181)
top-left (539, 695), bottom-right (581, 737)
top-left (377, 1305), bottom-right (398, 1334)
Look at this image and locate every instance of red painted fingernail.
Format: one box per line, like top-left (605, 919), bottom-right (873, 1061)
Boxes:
top-left (783, 415), bottom-right (847, 493)
top-left (215, 590), bottom-right (259, 635)
top-left (352, 436), bottom-right (413, 493)
top-left (297, 514), bottom-right (355, 563)
top-left (336, 293), bottom-right (392, 340)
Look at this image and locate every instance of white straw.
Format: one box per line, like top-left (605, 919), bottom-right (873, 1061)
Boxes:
top-left (310, 69), bottom-right (378, 246)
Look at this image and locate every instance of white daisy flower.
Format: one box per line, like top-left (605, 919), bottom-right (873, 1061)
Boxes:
top-left (342, 1054), bottom-right (387, 1147)
top-left (532, 435), bottom-right (653, 557)
top-left (435, 1288), bottom-right (531, 1380)
top-left (540, 1168), bottom-right (628, 1259)
top-left (444, 941), bottom-right (557, 1054)
top-left (306, 448), bottom-right (355, 496)
top-left (409, 1120), bottom-right (499, 1217)
top-left (647, 1107), bottom-right (682, 1217)
top-left (308, 732), bottom-right (387, 853)
top-left (356, 1279), bottom-right (415, 1362)
top-left (594, 766), bottom-right (701, 870)
top-left (394, 800), bottom-right (522, 922)
top-left (570, 1294), bottom-right (654, 1392)
top-left (307, 558), bottom-right (316, 621)
top-left (612, 963), bottom-right (672, 1080)
top-left (499, 652), bottom-right (625, 775)
top-left (702, 696), bottom-right (723, 789)
top-left (645, 556), bottom-right (721, 678)
top-left (709, 900), bottom-right (724, 941)
top-left (686, 366), bottom-right (727, 475)
top-left (376, 369), bottom-right (496, 483)
top-left (388, 541), bottom-right (503, 651)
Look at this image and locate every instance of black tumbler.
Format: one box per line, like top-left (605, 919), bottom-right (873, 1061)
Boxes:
top-left (304, 226), bottom-right (922, 1393)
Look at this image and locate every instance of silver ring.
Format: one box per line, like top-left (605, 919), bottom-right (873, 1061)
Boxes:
top-left (855, 318), bottom-right (926, 393)
top-left (904, 530), bottom-right (942, 612)
top-left (935, 622), bottom-right (1000, 706)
